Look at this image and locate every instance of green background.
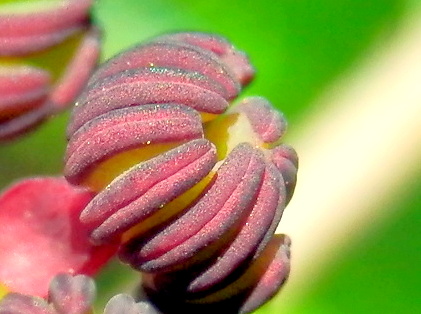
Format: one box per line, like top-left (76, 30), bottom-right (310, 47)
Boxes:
top-left (1, 0), bottom-right (420, 313)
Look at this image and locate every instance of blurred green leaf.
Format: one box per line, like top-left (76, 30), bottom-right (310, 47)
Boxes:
top-left (272, 175), bottom-right (421, 314)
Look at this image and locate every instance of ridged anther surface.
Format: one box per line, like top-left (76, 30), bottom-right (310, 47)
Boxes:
top-left (119, 143), bottom-right (266, 273)
top-left (81, 139), bottom-right (217, 244)
top-left (64, 31), bottom-right (297, 313)
top-left (65, 104), bottom-right (204, 184)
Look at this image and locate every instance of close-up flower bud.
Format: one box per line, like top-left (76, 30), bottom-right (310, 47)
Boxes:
top-left (0, 0), bottom-right (100, 141)
top-left (64, 31), bottom-right (298, 313)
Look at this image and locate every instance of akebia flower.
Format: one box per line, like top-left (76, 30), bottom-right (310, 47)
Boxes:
top-left (0, 177), bottom-right (117, 298)
top-left (64, 32), bottom-right (298, 313)
top-left (0, 0), bottom-right (100, 141)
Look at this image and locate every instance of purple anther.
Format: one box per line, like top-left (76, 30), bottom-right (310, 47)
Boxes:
top-left (80, 139), bottom-right (217, 244)
top-left (153, 32), bottom-right (255, 86)
top-left (49, 27), bottom-right (101, 111)
top-left (238, 235), bottom-right (291, 314)
top-left (271, 144), bottom-right (299, 203)
top-left (187, 163), bottom-right (287, 295)
top-left (0, 0), bottom-right (93, 56)
top-left (64, 104), bottom-right (203, 184)
top-left (68, 67), bottom-right (229, 136)
top-left (234, 96), bottom-right (287, 144)
top-left (0, 0), bottom-right (100, 141)
top-left (88, 41), bottom-right (240, 99)
top-left (120, 143), bottom-right (266, 273)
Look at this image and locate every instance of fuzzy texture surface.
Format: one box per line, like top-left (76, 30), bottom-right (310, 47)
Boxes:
top-left (64, 31), bottom-right (298, 313)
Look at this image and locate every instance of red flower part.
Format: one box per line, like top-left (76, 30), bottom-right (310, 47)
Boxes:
top-left (0, 177), bottom-right (117, 297)
top-left (64, 32), bottom-right (296, 313)
top-left (0, 0), bottom-right (99, 141)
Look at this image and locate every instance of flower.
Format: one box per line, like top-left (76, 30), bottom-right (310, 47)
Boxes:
top-left (0, 177), bottom-right (117, 298)
top-left (64, 32), bottom-right (298, 313)
top-left (0, 0), bottom-right (100, 141)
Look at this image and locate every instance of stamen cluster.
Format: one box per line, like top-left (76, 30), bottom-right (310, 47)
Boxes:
top-left (64, 32), bottom-right (298, 313)
top-left (0, 0), bottom-right (100, 140)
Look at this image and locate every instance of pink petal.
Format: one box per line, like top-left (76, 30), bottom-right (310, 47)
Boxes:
top-left (0, 177), bottom-right (117, 297)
